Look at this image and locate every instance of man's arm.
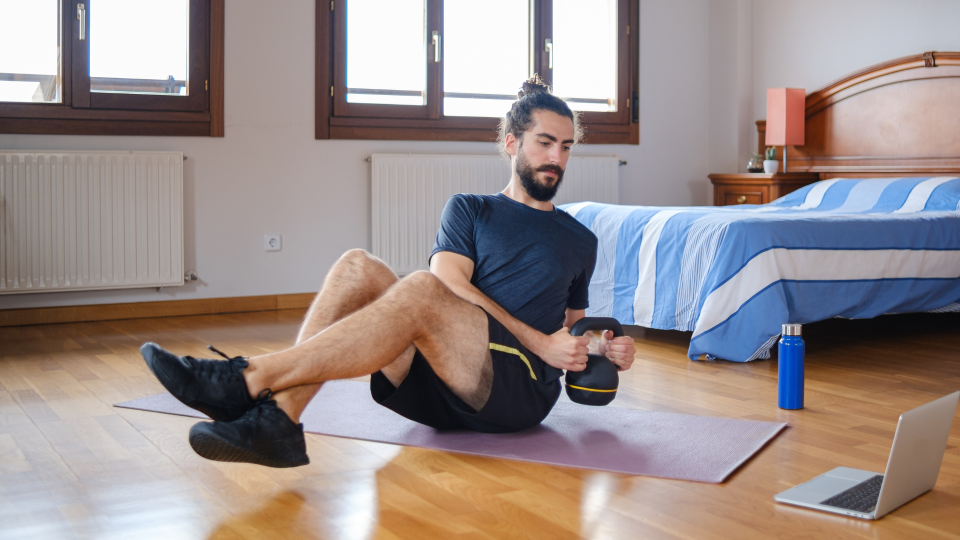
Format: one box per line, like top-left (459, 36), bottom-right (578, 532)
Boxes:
top-left (430, 251), bottom-right (590, 372)
top-left (563, 308), bottom-right (585, 330)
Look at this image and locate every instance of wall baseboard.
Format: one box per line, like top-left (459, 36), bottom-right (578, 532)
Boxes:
top-left (0, 293), bottom-right (316, 328)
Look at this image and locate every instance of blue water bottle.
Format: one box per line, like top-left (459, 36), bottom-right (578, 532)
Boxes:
top-left (778, 323), bottom-right (804, 409)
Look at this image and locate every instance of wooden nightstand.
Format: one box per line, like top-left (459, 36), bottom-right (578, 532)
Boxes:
top-left (708, 173), bottom-right (819, 206)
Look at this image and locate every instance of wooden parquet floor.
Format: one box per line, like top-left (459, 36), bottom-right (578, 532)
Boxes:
top-left (1, 310), bottom-right (959, 539)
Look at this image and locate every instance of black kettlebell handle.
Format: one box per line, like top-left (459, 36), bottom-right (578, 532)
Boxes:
top-left (569, 317), bottom-right (624, 339)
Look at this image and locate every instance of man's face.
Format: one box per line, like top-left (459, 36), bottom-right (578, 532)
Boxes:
top-left (510, 110), bottom-right (575, 202)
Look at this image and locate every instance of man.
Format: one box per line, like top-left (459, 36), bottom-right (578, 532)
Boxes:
top-left (141, 77), bottom-right (637, 468)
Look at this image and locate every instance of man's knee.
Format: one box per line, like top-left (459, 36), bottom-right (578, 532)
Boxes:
top-left (340, 248), bottom-right (378, 267)
top-left (402, 271), bottom-right (450, 298)
top-left (387, 271), bottom-right (452, 316)
top-left (335, 249), bottom-right (396, 285)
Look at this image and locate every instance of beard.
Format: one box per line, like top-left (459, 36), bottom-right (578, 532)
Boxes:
top-left (516, 145), bottom-right (564, 202)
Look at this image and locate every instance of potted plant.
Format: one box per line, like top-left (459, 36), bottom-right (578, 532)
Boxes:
top-left (763, 146), bottom-right (779, 173)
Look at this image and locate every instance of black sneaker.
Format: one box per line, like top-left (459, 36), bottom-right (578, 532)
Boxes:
top-left (140, 342), bottom-right (257, 422)
top-left (188, 395), bottom-right (310, 468)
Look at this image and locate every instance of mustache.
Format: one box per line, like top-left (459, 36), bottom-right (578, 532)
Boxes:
top-left (537, 164), bottom-right (563, 176)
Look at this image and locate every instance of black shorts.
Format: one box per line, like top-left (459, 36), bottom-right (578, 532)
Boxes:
top-left (370, 308), bottom-right (561, 433)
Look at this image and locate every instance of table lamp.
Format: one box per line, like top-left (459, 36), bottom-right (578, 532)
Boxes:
top-left (765, 88), bottom-right (805, 172)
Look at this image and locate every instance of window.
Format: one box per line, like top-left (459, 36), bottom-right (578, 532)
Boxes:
top-left (316, 0), bottom-right (638, 143)
top-left (0, 0), bottom-right (224, 137)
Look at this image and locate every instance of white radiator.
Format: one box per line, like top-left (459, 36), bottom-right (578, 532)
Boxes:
top-left (0, 151), bottom-right (184, 295)
top-left (371, 154), bottom-right (620, 275)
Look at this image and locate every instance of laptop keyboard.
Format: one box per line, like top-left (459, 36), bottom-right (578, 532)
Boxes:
top-left (820, 475), bottom-right (884, 513)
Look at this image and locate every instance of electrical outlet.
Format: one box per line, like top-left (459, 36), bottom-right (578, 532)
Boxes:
top-left (264, 234), bottom-right (282, 252)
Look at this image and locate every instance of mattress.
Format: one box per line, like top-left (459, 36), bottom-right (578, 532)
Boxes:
top-left (559, 177), bottom-right (960, 361)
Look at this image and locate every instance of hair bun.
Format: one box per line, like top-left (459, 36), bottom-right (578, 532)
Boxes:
top-left (518, 74), bottom-right (551, 98)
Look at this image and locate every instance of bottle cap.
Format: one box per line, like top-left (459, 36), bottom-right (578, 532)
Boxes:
top-left (782, 323), bottom-right (802, 336)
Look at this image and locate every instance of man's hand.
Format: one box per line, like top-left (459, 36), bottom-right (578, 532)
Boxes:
top-left (598, 330), bottom-right (636, 371)
top-left (537, 327), bottom-right (591, 372)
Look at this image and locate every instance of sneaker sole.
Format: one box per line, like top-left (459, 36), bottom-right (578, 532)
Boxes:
top-left (189, 428), bottom-right (309, 469)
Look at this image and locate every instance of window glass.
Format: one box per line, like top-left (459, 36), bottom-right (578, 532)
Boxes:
top-left (0, 0), bottom-right (61, 103)
top-left (347, 0), bottom-right (426, 106)
top-left (443, 0), bottom-right (528, 117)
top-left (552, 0), bottom-right (617, 112)
top-left (89, 0), bottom-right (190, 96)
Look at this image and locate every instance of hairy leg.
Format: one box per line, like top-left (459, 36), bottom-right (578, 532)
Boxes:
top-left (271, 249), bottom-right (416, 421)
top-left (245, 271), bottom-right (493, 415)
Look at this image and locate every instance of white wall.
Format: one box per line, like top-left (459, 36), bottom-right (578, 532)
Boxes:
top-left (749, 0), bottom-right (960, 146)
top-left (0, 0), bottom-right (713, 309)
top-left (6, 0), bottom-right (959, 310)
top-left (702, 0), bottom-right (960, 185)
top-left (708, 0), bottom-right (753, 189)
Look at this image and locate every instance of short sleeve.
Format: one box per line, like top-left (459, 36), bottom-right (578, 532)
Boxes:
top-left (566, 240), bottom-right (596, 310)
top-left (430, 194), bottom-right (480, 265)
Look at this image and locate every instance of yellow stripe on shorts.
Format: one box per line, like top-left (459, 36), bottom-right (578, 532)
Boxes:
top-left (489, 343), bottom-right (537, 381)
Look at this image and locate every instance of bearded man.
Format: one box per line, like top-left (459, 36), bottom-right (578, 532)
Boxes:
top-left (140, 76), bottom-right (637, 468)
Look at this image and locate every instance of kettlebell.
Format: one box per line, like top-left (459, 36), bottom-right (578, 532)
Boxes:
top-left (565, 317), bottom-right (624, 406)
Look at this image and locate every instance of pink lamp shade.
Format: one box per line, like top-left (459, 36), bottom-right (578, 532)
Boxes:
top-left (765, 88), bottom-right (805, 146)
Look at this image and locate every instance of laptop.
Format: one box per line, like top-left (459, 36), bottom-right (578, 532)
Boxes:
top-left (774, 391), bottom-right (959, 520)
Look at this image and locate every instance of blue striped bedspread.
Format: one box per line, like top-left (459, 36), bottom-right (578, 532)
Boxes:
top-left (559, 177), bottom-right (960, 362)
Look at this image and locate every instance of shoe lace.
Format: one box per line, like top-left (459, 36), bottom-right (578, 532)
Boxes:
top-left (245, 389), bottom-right (276, 424)
top-left (182, 345), bottom-right (249, 386)
top-left (208, 345), bottom-right (238, 360)
top-left (200, 345), bottom-right (274, 405)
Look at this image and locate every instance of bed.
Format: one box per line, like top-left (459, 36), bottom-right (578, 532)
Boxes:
top-left (560, 52), bottom-right (960, 362)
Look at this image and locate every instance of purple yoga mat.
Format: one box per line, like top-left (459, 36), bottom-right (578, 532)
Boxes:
top-left (116, 380), bottom-right (786, 483)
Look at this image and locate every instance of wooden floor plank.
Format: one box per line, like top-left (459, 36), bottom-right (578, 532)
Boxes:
top-left (0, 310), bottom-right (958, 538)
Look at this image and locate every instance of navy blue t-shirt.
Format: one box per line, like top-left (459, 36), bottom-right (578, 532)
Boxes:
top-left (430, 193), bottom-right (598, 382)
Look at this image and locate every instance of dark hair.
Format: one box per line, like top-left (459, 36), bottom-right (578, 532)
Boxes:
top-left (497, 75), bottom-right (582, 158)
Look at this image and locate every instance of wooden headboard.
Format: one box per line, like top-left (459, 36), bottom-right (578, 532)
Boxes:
top-left (757, 51), bottom-right (960, 179)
